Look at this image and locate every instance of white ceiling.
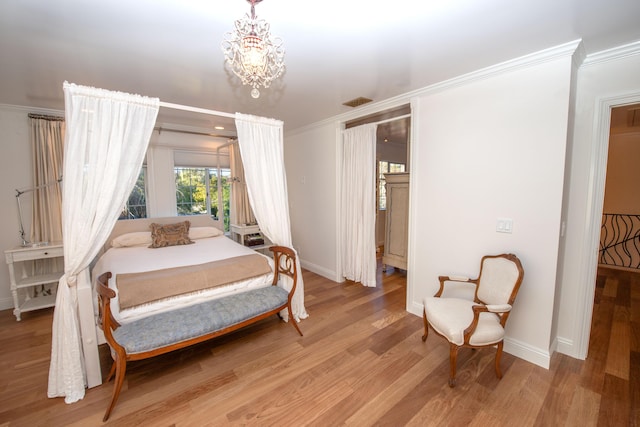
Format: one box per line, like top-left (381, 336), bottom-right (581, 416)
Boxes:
top-left (1, 0), bottom-right (639, 135)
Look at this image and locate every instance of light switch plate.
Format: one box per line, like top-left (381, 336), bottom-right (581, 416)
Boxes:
top-left (496, 218), bottom-right (513, 233)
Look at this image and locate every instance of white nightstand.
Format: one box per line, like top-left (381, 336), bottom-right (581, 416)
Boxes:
top-left (5, 242), bottom-right (63, 321)
top-left (229, 223), bottom-right (270, 251)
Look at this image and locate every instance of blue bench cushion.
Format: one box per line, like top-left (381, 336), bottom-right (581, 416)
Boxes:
top-left (113, 285), bottom-right (289, 354)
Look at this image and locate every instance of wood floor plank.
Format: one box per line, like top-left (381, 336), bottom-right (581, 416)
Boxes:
top-left (343, 343), bottom-right (449, 426)
top-left (1, 266), bottom-right (638, 426)
top-left (597, 373), bottom-right (630, 426)
top-left (605, 305), bottom-right (630, 380)
top-left (467, 357), bottom-right (549, 426)
top-left (603, 276), bottom-right (619, 299)
top-left (404, 352), bottom-right (495, 427)
top-left (533, 355), bottom-right (581, 427)
top-left (564, 385), bottom-right (601, 427)
top-left (630, 351), bottom-right (640, 426)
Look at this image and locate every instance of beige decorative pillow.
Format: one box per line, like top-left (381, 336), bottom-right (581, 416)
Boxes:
top-left (149, 221), bottom-right (194, 248)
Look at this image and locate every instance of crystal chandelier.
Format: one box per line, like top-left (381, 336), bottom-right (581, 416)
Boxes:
top-left (221, 0), bottom-right (285, 99)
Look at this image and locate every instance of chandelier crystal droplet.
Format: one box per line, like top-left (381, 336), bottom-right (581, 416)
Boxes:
top-left (221, 0), bottom-right (285, 99)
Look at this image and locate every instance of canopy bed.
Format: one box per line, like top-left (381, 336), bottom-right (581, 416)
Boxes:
top-left (47, 83), bottom-right (308, 405)
top-left (94, 216), bottom-right (302, 420)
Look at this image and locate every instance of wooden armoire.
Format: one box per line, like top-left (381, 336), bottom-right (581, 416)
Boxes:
top-left (382, 172), bottom-right (409, 271)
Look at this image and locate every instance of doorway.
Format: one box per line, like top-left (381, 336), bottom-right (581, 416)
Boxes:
top-left (343, 104), bottom-right (411, 283)
top-left (598, 103), bottom-right (640, 270)
top-left (579, 96), bottom-right (640, 359)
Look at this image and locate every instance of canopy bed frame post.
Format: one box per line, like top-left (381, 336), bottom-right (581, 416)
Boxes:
top-left (78, 101), bottom-right (238, 389)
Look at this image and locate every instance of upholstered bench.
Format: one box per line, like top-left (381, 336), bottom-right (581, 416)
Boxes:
top-left (96, 245), bottom-right (302, 421)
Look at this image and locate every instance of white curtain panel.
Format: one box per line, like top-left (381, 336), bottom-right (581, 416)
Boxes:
top-left (29, 116), bottom-right (65, 278)
top-left (29, 115), bottom-right (65, 244)
top-left (230, 143), bottom-right (256, 226)
top-left (235, 113), bottom-right (308, 321)
top-left (341, 124), bottom-right (377, 287)
top-left (48, 82), bottom-right (158, 403)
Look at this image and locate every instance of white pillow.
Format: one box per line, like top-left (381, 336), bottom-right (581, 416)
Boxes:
top-left (111, 226), bottom-right (223, 248)
top-left (189, 226), bottom-right (224, 240)
top-left (111, 231), bottom-right (152, 248)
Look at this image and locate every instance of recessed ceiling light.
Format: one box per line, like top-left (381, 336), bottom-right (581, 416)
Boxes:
top-left (214, 126), bottom-right (224, 130)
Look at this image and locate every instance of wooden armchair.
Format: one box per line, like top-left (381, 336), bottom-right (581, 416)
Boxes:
top-left (422, 254), bottom-right (524, 387)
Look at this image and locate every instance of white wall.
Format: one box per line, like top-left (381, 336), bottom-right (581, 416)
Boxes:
top-left (407, 52), bottom-right (574, 368)
top-left (282, 43), bottom-right (578, 368)
top-left (284, 122), bottom-right (340, 281)
top-left (0, 105), bottom-right (35, 310)
top-left (282, 43), bottom-right (586, 368)
top-left (603, 131), bottom-right (640, 214)
top-left (146, 146), bottom-right (177, 217)
top-left (554, 45), bottom-right (640, 359)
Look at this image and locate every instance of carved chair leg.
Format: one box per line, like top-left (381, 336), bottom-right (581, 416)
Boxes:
top-left (495, 341), bottom-right (504, 379)
top-left (449, 343), bottom-right (458, 387)
top-left (421, 309), bottom-right (429, 342)
top-left (103, 355), bottom-right (127, 422)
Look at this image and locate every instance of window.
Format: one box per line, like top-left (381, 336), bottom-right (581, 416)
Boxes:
top-left (120, 167), bottom-right (147, 219)
top-left (174, 166), bottom-right (232, 231)
top-left (378, 161), bottom-right (405, 210)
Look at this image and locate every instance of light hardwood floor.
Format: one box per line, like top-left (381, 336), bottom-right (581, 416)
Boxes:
top-left (0, 265), bottom-right (637, 426)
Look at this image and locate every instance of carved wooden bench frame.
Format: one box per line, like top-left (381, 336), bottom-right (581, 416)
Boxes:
top-left (96, 245), bottom-right (303, 421)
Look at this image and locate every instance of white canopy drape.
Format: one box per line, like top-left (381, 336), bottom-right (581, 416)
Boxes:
top-left (47, 82), bottom-right (159, 402)
top-left (235, 113), bottom-right (308, 321)
top-left (341, 124), bottom-right (377, 287)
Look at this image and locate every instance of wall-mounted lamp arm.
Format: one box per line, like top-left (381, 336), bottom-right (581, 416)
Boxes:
top-left (14, 177), bottom-right (62, 247)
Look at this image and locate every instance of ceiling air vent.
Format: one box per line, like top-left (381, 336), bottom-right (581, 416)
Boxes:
top-left (342, 97), bottom-right (373, 108)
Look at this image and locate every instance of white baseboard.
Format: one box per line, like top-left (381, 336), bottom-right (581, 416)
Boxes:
top-left (503, 336), bottom-right (550, 369)
top-left (300, 259), bottom-right (342, 283)
top-left (408, 300), bottom-right (423, 317)
top-left (553, 336), bottom-right (582, 359)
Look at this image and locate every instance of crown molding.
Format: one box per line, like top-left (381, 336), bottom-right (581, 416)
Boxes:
top-left (582, 40), bottom-right (640, 67)
top-left (411, 39), bottom-right (581, 98)
top-left (0, 103), bottom-right (64, 117)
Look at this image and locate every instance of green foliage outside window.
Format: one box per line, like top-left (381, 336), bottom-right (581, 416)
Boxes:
top-left (175, 167), bottom-right (231, 231)
top-left (120, 167), bottom-right (147, 219)
top-left (118, 166), bottom-right (232, 231)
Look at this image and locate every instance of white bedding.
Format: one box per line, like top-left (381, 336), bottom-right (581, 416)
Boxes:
top-left (91, 235), bottom-right (274, 324)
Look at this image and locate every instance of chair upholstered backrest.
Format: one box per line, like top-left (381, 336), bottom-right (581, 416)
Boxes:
top-left (477, 255), bottom-right (523, 305)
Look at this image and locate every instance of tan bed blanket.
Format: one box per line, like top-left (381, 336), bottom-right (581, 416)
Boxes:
top-left (116, 254), bottom-right (272, 310)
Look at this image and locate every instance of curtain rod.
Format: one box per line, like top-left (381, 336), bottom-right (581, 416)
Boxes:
top-left (155, 126), bottom-right (236, 139)
top-left (158, 101), bottom-right (235, 119)
top-left (216, 139), bottom-right (237, 158)
top-left (372, 113), bottom-right (411, 127)
top-left (28, 113), bottom-right (64, 121)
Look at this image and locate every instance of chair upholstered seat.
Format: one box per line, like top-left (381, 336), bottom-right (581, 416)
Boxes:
top-left (423, 297), bottom-right (504, 346)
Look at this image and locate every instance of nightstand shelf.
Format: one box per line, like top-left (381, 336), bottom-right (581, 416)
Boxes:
top-left (19, 293), bottom-right (57, 313)
top-left (229, 224), bottom-right (271, 251)
top-left (15, 272), bottom-right (64, 289)
top-left (5, 242), bottom-right (63, 321)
